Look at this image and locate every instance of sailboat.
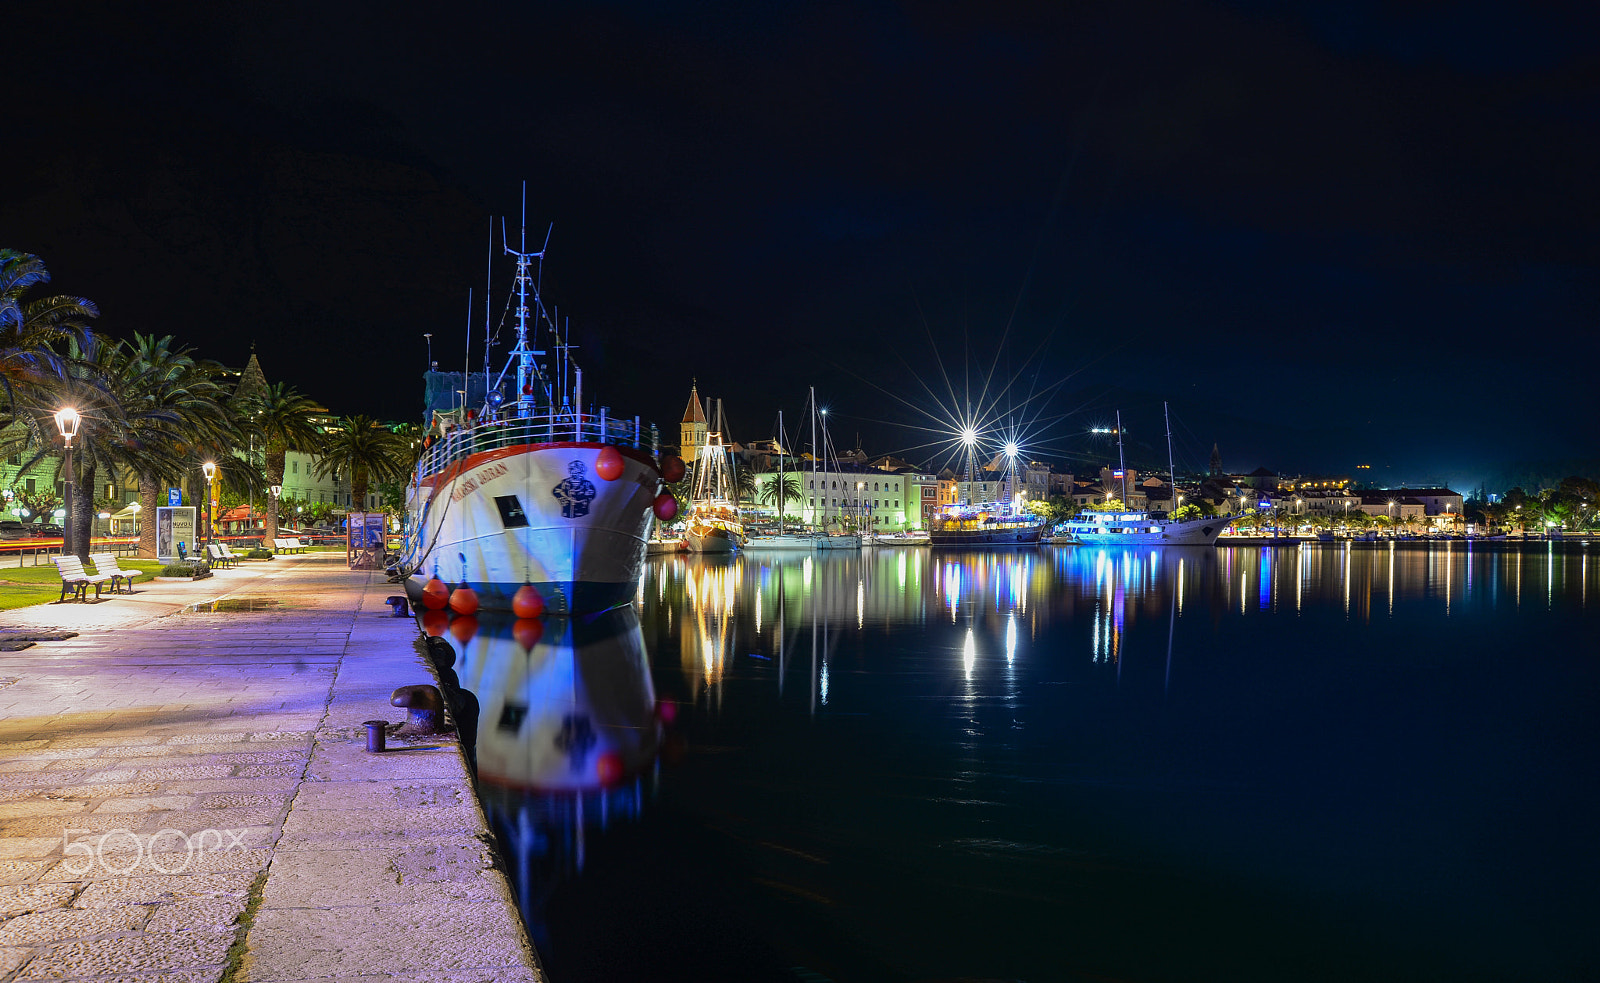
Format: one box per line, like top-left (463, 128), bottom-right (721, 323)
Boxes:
top-left (684, 399), bottom-right (746, 553)
top-left (810, 387), bottom-right (861, 550)
top-left (746, 409), bottom-right (813, 550)
top-left (1060, 404), bottom-right (1237, 546)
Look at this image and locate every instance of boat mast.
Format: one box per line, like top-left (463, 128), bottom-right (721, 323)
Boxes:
top-left (771, 413), bottom-right (777, 544)
top-left (503, 183), bottom-right (547, 420)
top-left (810, 387), bottom-right (818, 528)
top-left (1164, 401), bottom-right (1176, 515)
top-left (1117, 410), bottom-right (1128, 507)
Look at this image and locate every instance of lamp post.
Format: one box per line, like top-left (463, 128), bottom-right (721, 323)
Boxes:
top-left (53, 407), bottom-right (79, 557)
top-left (202, 461), bottom-right (217, 544)
top-left (270, 485), bottom-right (282, 546)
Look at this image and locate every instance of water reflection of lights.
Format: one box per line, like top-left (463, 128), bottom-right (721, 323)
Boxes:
top-left (963, 628), bottom-right (976, 679)
top-left (1005, 612), bottom-right (1017, 664)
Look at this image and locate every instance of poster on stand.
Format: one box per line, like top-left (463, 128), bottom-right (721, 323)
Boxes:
top-left (155, 507), bottom-right (197, 562)
top-left (347, 512), bottom-right (387, 569)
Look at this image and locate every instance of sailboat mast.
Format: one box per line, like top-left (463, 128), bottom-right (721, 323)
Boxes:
top-left (1165, 401), bottom-right (1176, 513)
top-left (810, 387), bottom-right (817, 526)
top-left (771, 413), bottom-right (777, 544)
top-left (1117, 410), bottom-right (1128, 506)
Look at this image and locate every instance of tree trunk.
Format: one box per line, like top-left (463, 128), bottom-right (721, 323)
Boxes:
top-left (71, 464), bottom-right (96, 562)
top-left (138, 475), bottom-right (160, 558)
top-left (265, 448), bottom-right (285, 546)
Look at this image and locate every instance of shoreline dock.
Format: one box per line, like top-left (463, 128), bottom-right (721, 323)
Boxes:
top-left (0, 554), bottom-right (541, 982)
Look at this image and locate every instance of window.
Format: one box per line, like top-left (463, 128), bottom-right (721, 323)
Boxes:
top-left (494, 495), bottom-right (529, 528)
top-left (895, 500), bottom-right (899, 508)
top-left (292, 461), bottom-right (298, 474)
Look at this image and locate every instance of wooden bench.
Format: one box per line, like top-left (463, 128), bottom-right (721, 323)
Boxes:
top-left (52, 555), bottom-right (112, 602)
top-left (274, 537), bottom-right (306, 553)
top-left (219, 542), bottom-right (245, 563)
top-left (88, 552), bottom-right (137, 593)
top-left (205, 543), bottom-right (237, 568)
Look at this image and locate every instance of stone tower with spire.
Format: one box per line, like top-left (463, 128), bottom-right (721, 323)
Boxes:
top-left (234, 349), bottom-right (269, 402)
top-left (679, 381), bottom-right (708, 463)
top-left (1209, 443), bottom-right (1223, 477)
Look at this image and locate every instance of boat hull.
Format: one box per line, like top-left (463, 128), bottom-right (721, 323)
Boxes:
top-left (929, 524), bottom-right (1045, 547)
top-left (403, 442), bottom-right (658, 613)
top-left (814, 534), bottom-right (862, 550)
top-left (686, 527), bottom-right (740, 553)
top-left (1067, 513), bottom-right (1229, 546)
top-left (744, 534), bottom-right (817, 550)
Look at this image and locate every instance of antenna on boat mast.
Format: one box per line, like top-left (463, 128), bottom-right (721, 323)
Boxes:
top-left (501, 181), bottom-right (548, 419)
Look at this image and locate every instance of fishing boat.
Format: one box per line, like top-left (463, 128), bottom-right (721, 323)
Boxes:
top-left (684, 402), bottom-right (745, 553)
top-left (869, 532), bottom-right (929, 546)
top-left (1060, 404), bottom-right (1235, 547)
top-left (400, 193), bottom-right (671, 613)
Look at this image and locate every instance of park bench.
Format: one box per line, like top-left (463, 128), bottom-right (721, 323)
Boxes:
top-left (88, 552), bottom-right (138, 593)
top-left (205, 544), bottom-right (237, 568)
top-left (52, 555), bottom-right (112, 602)
top-left (218, 542), bottom-right (245, 563)
top-left (274, 537), bottom-right (306, 553)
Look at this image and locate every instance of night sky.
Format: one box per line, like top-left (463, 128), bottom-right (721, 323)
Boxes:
top-left (12, 2), bottom-right (1599, 488)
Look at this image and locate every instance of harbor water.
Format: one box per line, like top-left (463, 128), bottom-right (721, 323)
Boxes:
top-left (450, 542), bottom-right (1599, 982)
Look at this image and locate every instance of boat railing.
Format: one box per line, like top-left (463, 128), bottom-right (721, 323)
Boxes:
top-left (416, 407), bottom-right (653, 478)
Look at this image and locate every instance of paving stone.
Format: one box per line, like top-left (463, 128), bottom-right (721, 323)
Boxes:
top-left (42, 848), bottom-right (271, 881)
top-left (0, 838), bottom-right (60, 860)
top-left (260, 840), bottom-right (504, 908)
top-left (146, 895), bottom-right (249, 933)
top-left (93, 796), bottom-right (200, 814)
top-left (15, 931), bottom-right (234, 978)
top-left (245, 902), bottom-right (532, 980)
top-left (0, 882), bottom-right (78, 916)
top-left (73, 872), bottom-right (257, 908)
top-left (0, 859), bottom-right (49, 884)
top-left (0, 799), bottom-right (90, 819)
top-left (0, 904), bottom-right (151, 945)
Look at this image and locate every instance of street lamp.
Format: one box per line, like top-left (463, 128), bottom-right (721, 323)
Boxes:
top-left (202, 461), bottom-right (217, 544)
top-left (270, 485), bottom-right (282, 542)
top-left (53, 407), bottom-right (79, 556)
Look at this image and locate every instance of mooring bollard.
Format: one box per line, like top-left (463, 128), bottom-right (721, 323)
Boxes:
top-left (363, 720), bottom-right (388, 752)
top-left (391, 684), bottom-right (448, 736)
top-left (385, 595), bottom-right (410, 617)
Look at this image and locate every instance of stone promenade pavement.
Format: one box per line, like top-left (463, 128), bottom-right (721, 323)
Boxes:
top-left (0, 555), bottom-right (541, 983)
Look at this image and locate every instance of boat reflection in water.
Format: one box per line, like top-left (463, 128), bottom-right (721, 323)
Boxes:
top-left (438, 609), bottom-right (663, 956)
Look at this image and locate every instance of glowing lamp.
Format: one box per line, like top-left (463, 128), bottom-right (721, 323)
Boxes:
top-left (53, 407), bottom-right (80, 442)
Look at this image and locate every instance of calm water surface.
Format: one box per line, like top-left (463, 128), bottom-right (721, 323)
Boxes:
top-left (448, 543), bottom-right (1599, 982)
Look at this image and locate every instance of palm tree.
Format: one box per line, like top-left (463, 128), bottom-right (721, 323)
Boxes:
top-left (0, 251), bottom-right (97, 412)
top-left (310, 416), bottom-right (408, 513)
top-left (757, 472), bottom-right (801, 519)
top-left (241, 382), bottom-right (323, 543)
top-left (110, 334), bottom-right (235, 558)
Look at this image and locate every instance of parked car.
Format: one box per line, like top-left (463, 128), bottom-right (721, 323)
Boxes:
top-left (34, 524), bottom-right (63, 537)
top-left (0, 521), bottom-right (29, 540)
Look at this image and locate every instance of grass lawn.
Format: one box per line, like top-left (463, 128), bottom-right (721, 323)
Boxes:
top-left (0, 556), bottom-right (166, 611)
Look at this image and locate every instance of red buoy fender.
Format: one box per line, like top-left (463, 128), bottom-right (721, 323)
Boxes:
top-left (421, 578), bottom-right (450, 610)
top-left (653, 493), bottom-right (678, 522)
top-left (658, 455), bottom-right (685, 483)
top-left (448, 586), bottom-right (479, 615)
top-left (511, 585), bottom-right (546, 619)
top-left (595, 445), bottom-right (625, 481)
